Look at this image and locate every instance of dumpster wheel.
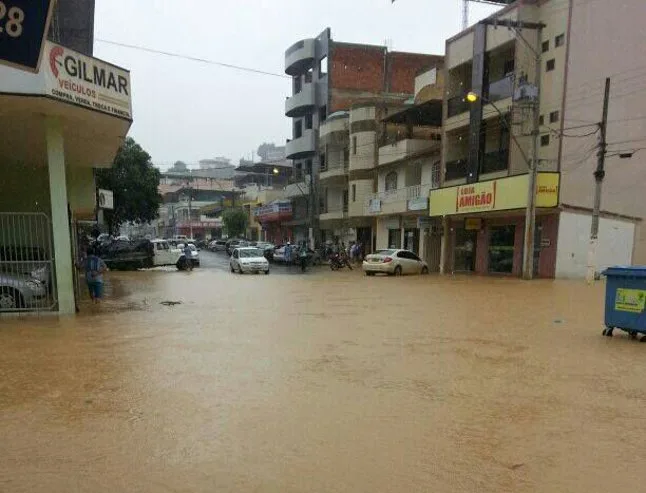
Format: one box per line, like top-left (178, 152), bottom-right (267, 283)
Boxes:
top-left (602, 327), bottom-right (614, 337)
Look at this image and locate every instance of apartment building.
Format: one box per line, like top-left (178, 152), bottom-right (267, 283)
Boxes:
top-left (284, 28), bottom-right (441, 247)
top-left (427, 0), bottom-right (646, 278)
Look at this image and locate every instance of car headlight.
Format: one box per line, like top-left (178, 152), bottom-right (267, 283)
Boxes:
top-left (25, 280), bottom-right (42, 290)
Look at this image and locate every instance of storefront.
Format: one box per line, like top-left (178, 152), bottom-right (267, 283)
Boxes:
top-left (430, 173), bottom-right (560, 278)
top-left (0, 41), bottom-right (132, 314)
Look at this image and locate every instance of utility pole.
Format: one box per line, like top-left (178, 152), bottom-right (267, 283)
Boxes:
top-left (587, 77), bottom-right (611, 284)
top-left (521, 26), bottom-right (543, 281)
top-left (187, 176), bottom-right (194, 240)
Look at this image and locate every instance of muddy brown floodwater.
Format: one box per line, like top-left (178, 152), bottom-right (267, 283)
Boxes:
top-left (1, 268), bottom-right (645, 492)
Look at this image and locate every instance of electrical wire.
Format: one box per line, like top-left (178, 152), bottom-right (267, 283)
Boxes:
top-left (95, 38), bottom-right (290, 79)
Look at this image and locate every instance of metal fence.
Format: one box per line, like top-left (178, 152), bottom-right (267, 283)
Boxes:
top-left (0, 213), bottom-right (57, 313)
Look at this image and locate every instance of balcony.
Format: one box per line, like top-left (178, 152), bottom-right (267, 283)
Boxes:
top-left (285, 39), bottom-right (316, 76)
top-left (320, 160), bottom-right (348, 182)
top-left (286, 129), bottom-right (316, 159)
top-left (320, 204), bottom-right (348, 221)
top-left (486, 75), bottom-right (513, 103)
top-left (254, 201), bottom-right (293, 223)
top-left (445, 159), bottom-right (468, 182)
top-left (285, 83), bottom-right (316, 117)
top-left (447, 94), bottom-right (470, 118)
top-left (481, 149), bottom-right (509, 175)
top-left (378, 139), bottom-right (440, 166)
top-left (365, 183), bottom-right (433, 215)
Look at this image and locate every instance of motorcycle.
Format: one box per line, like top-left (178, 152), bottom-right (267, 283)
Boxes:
top-left (329, 253), bottom-right (353, 271)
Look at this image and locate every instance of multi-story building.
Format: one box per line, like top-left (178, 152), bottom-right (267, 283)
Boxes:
top-left (284, 28), bottom-right (441, 247)
top-left (428, 0), bottom-right (646, 278)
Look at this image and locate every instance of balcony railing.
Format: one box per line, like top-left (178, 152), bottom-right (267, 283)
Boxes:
top-left (320, 160), bottom-right (349, 175)
top-left (447, 94), bottom-right (470, 118)
top-left (368, 183), bottom-right (433, 204)
top-left (481, 148), bottom-right (509, 174)
top-left (486, 75), bottom-right (514, 103)
top-left (445, 159), bottom-right (468, 181)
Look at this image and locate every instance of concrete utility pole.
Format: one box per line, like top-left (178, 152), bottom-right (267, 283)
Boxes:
top-left (587, 77), bottom-right (611, 284)
top-left (187, 176), bottom-right (194, 240)
top-left (480, 17), bottom-right (544, 280)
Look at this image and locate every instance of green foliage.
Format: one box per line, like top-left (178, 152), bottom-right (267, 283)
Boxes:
top-left (222, 208), bottom-right (248, 238)
top-left (96, 137), bottom-right (162, 234)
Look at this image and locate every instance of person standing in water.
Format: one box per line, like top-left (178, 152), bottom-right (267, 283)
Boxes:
top-left (83, 246), bottom-right (108, 303)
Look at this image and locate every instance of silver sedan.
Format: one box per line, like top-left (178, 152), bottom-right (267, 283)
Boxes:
top-left (362, 249), bottom-right (429, 276)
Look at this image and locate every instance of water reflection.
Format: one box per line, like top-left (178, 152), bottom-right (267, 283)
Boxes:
top-left (1, 270), bottom-right (645, 492)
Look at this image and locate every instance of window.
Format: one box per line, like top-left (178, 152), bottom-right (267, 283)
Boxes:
top-left (319, 105), bottom-right (327, 122)
top-left (541, 134), bottom-right (550, 146)
top-left (431, 161), bottom-right (441, 189)
top-left (503, 59), bottom-right (515, 75)
top-left (304, 68), bottom-right (313, 83)
top-left (546, 59), bottom-right (555, 72)
top-left (488, 225), bottom-right (515, 273)
top-left (352, 184), bottom-right (356, 202)
top-left (305, 113), bottom-right (313, 130)
top-left (385, 171), bottom-right (398, 192)
top-left (344, 148), bottom-right (349, 165)
top-left (542, 40), bottom-right (549, 53)
top-left (294, 76), bottom-right (302, 94)
top-left (305, 159), bottom-right (312, 174)
top-left (318, 56), bottom-right (328, 78)
top-left (555, 33), bottom-right (565, 47)
top-left (294, 120), bottom-right (302, 138)
top-left (352, 136), bottom-right (358, 155)
top-left (539, 114), bottom-right (544, 126)
top-left (320, 152), bottom-right (326, 170)
top-left (549, 111), bottom-right (560, 123)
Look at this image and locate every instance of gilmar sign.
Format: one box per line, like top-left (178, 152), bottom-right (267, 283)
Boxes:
top-left (456, 181), bottom-right (497, 213)
top-left (44, 41), bottom-right (132, 120)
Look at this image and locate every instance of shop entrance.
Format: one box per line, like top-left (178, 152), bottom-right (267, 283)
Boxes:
top-left (454, 228), bottom-right (477, 272)
top-left (388, 229), bottom-right (401, 249)
top-left (489, 225), bottom-right (515, 274)
top-left (404, 228), bottom-right (420, 254)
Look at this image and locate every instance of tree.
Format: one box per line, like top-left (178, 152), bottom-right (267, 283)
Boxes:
top-left (222, 208), bottom-right (248, 238)
top-left (96, 137), bottom-right (162, 234)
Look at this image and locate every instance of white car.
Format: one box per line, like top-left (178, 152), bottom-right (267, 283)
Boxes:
top-left (230, 247), bottom-right (270, 274)
top-left (362, 249), bottom-right (429, 276)
top-left (178, 243), bottom-right (200, 267)
top-left (150, 239), bottom-right (184, 268)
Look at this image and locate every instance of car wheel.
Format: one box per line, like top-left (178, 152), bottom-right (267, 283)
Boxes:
top-left (365, 272), bottom-right (374, 276)
top-left (0, 288), bottom-right (23, 310)
top-left (394, 266), bottom-right (403, 276)
top-left (264, 270), bottom-right (270, 275)
top-left (230, 264), bottom-right (235, 273)
top-left (421, 266), bottom-right (429, 275)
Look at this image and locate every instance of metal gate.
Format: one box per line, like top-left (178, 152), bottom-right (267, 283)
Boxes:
top-left (0, 213), bottom-right (57, 313)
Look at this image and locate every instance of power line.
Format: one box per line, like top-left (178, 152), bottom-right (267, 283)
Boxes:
top-left (95, 38), bottom-right (290, 79)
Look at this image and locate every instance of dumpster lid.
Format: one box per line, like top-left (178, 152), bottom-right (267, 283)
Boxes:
top-left (602, 266), bottom-right (646, 277)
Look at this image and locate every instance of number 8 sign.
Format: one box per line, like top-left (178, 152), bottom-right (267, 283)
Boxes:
top-left (0, 0), bottom-right (55, 73)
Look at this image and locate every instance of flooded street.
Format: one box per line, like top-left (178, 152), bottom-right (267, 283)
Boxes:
top-left (1, 262), bottom-right (645, 492)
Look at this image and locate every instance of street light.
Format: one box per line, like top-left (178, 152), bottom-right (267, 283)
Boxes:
top-left (273, 168), bottom-right (279, 175)
top-left (465, 90), bottom-right (539, 281)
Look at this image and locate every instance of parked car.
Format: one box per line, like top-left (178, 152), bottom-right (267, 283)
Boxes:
top-left (229, 247), bottom-right (270, 274)
top-left (362, 249), bottom-right (429, 276)
top-left (0, 245), bottom-right (52, 289)
top-left (209, 239), bottom-right (227, 252)
top-left (254, 242), bottom-right (276, 261)
top-left (225, 239), bottom-right (248, 255)
top-left (0, 272), bottom-right (48, 311)
top-left (178, 243), bottom-right (200, 267)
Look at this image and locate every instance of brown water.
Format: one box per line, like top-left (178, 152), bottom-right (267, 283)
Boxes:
top-left (1, 269), bottom-right (645, 492)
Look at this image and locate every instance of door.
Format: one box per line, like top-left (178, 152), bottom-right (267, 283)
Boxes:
top-left (396, 251), bottom-right (416, 274)
top-left (425, 232), bottom-right (441, 272)
top-left (454, 228), bottom-right (477, 272)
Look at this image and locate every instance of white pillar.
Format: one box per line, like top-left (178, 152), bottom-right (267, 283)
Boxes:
top-left (46, 117), bottom-right (76, 314)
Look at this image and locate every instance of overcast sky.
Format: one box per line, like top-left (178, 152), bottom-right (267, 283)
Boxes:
top-left (94, 0), bottom-right (501, 167)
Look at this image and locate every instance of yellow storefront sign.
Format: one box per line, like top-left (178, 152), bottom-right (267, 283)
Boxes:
top-left (429, 172), bottom-right (559, 216)
top-left (615, 288), bottom-right (646, 313)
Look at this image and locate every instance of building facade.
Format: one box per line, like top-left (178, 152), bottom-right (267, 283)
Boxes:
top-left (426, 0), bottom-right (645, 279)
top-left (284, 28), bottom-right (442, 248)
